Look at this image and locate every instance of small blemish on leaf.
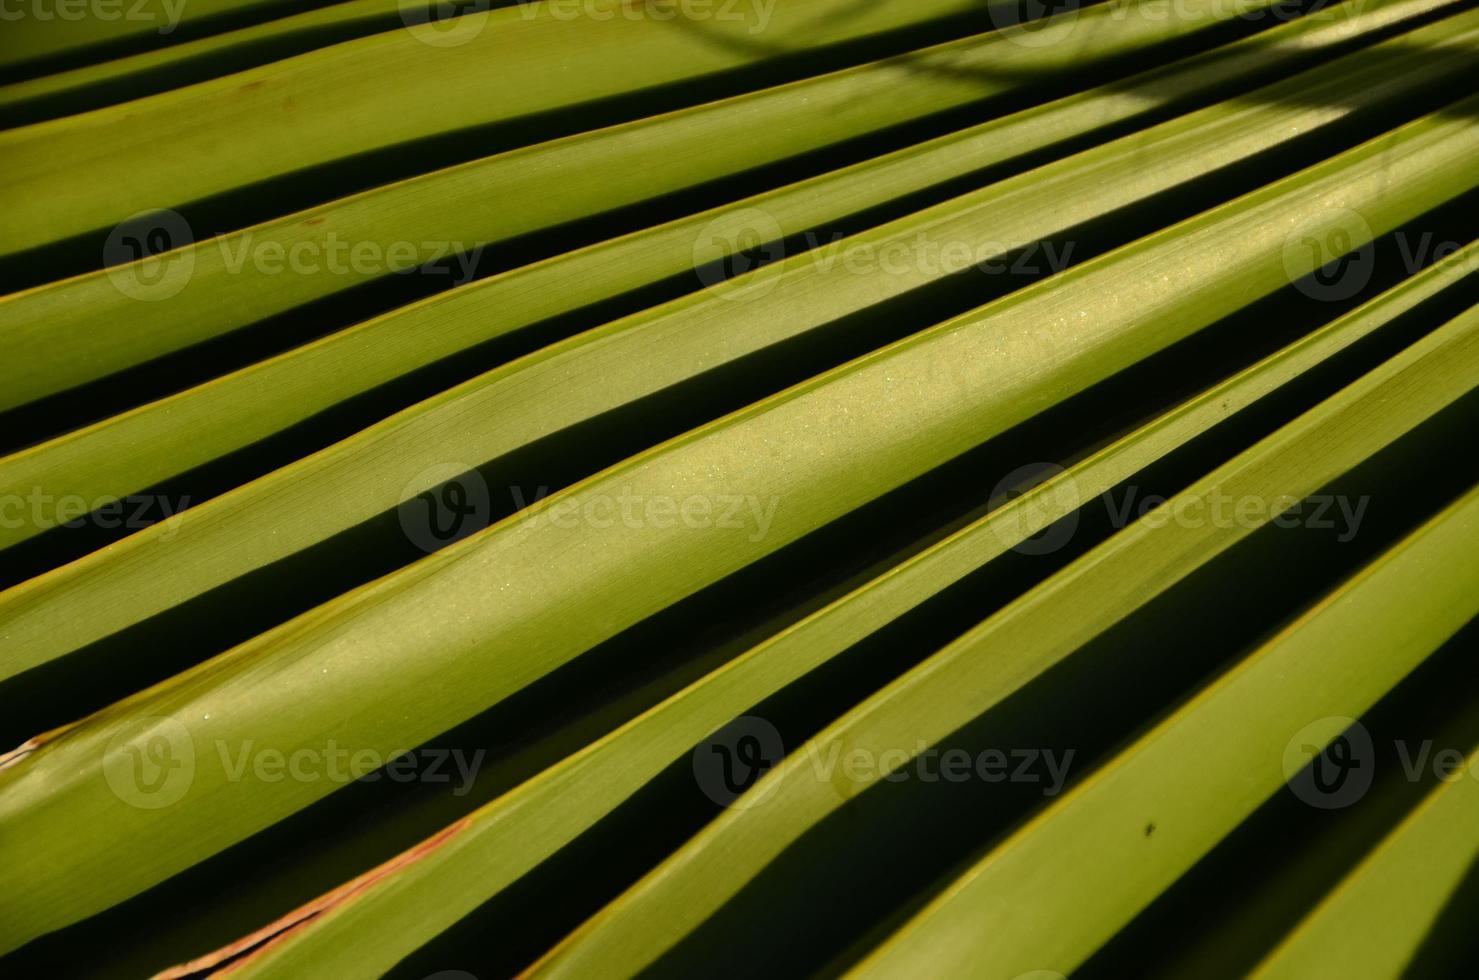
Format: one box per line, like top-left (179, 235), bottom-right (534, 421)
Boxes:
top-left (1144, 822), bottom-right (1156, 838)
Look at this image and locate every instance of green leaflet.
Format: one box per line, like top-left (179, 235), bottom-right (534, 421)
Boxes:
top-left (0, 97), bottom-right (1474, 954)
top-left (3, 15), bottom-right (1474, 683)
top-left (1102, 639), bottom-right (1479, 980)
top-left (0, 0), bottom-right (297, 74)
top-left (3, 0), bottom-right (1478, 973)
top-left (522, 305), bottom-right (1479, 980)
top-left (0, 0), bottom-right (1001, 257)
top-left (1250, 737), bottom-right (1479, 980)
top-left (854, 476), bottom-right (1479, 979)
top-left (0, 0), bottom-right (418, 126)
top-left (0, 0), bottom-right (1447, 539)
top-left (0, 0), bottom-right (1304, 408)
top-left (185, 240), bottom-right (1479, 980)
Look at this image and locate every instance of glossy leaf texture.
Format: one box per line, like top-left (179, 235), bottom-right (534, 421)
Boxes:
top-left (1, 0), bottom-right (1476, 977)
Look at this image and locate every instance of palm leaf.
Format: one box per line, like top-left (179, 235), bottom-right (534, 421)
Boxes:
top-left (0, 0), bottom-right (1322, 407)
top-left (0, 0), bottom-right (1011, 256)
top-left (2, 1), bottom-right (1477, 975)
top-left (160, 241), bottom-right (1479, 980)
